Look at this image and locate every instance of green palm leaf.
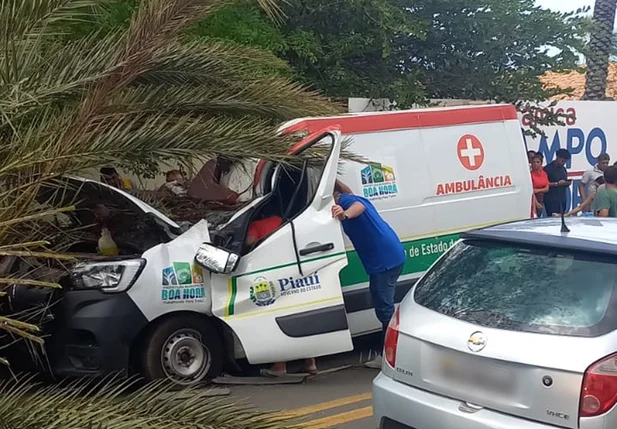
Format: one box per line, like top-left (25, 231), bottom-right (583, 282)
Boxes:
top-left (0, 376), bottom-right (300, 428)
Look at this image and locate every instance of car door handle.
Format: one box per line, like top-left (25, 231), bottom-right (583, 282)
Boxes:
top-left (299, 242), bottom-right (334, 256)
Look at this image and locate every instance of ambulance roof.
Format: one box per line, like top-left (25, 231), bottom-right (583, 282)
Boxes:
top-left (278, 103), bottom-right (518, 135)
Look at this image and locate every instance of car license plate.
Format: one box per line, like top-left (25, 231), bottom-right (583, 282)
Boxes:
top-left (441, 356), bottom-right (513, 394)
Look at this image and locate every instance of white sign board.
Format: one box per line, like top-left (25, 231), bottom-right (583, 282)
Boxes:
top-left (520, 101), bottom-right (616, 211)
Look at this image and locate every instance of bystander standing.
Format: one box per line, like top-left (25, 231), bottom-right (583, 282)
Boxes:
top-left (592, 166), bottom-right (617, 217)
top-left (530, 154), bottom-right (549, 217)
top-left (579, 153), bottom-right (610, 210)
top-left (543, 149), bottom-right (572, 217)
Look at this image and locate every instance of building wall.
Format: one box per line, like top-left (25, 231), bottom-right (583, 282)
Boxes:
top-left (347, 97), bottom-right (492, 113)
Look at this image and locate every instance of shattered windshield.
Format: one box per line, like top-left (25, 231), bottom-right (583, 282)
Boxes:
top-left (414, 240), bottom-right (617, 337)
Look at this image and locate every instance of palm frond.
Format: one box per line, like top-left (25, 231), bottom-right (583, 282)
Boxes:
top-left (255, 0), bottom-right (287, 23)
top-left (0, 0), bottom-right (103, 41)
top-left (0, 278), bottom-right (60, 288)
top-left (0, 376), bottom-right (300, 429)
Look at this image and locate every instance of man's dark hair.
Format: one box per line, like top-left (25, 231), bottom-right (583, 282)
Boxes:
top-left (604, 166), bottom-right (617, 185)
top-left (527, 150), bottom-right (536, 156)
top-left (595, 176), bottom-right (606, 186)
top-left (598, 153), bottom-right (611, 162)
top-left (556, 148), bottom-right (571, 160)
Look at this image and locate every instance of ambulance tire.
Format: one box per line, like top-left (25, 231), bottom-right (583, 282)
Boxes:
top-left (139, 315), bottom-right (223, 386)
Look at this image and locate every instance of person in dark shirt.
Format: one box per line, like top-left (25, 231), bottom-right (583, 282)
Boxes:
top-left (543, 149), bottom-right (572, 217)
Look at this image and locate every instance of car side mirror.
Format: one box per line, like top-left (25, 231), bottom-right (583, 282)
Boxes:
top-left (195, 243), bottom-right (239, 274)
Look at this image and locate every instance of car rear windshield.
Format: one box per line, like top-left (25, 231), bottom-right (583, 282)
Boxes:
top-left (414, 240), bottom-right (617, 337)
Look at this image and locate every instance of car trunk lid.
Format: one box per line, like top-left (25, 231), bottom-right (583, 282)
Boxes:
top-left (392, 305), bottom-right (609, 428)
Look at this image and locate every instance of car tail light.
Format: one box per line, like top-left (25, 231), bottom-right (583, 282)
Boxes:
top-left (580, 353), bottom-right (617, 417)
top-left (384, 308), bottom-right (400, 368)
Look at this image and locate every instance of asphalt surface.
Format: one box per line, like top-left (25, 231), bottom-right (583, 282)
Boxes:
top-left (217, 336), bottom-right (382, 429)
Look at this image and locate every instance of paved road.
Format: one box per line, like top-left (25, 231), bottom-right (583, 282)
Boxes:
top-left (218, 337), bottom-right (382, 429)
top-left (230, 364), bottom-right (378, 428)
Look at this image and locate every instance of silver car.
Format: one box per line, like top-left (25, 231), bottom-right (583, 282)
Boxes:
top-left (373, 217), bottom-right (617, 429)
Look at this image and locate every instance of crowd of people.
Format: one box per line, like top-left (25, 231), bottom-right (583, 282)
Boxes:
top-left (528, 150), bottom-right (617, 218)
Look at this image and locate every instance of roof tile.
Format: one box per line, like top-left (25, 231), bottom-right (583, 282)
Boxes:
top-left (541, 63), bottom-right (617, 100)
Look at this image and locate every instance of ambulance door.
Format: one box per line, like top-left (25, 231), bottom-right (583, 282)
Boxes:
top-left (207, 128), bottom-right (353, 364)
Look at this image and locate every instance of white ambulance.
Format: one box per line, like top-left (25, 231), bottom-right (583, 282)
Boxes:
top-left (48, 104), bottom-right (532, 385)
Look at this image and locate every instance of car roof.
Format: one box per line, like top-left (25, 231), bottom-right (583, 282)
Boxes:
top-left (461, 217), bottom-right (617, 256)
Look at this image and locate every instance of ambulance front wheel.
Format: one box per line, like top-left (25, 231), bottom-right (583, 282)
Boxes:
top-left (140, 315), bottom-right (223, 386)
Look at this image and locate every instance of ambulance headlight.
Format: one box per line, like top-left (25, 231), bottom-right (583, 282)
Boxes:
top-left (71, 259), bottom-right (145, 293)
top-left (195, 243), bottom-right (239, 274)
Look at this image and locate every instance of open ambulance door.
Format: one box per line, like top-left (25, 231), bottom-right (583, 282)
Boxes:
top-left (205, 128), bottom-right (353, 364)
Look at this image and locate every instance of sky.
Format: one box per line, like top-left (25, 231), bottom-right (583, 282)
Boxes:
top-left (536, 0), bottom-right (594, 14)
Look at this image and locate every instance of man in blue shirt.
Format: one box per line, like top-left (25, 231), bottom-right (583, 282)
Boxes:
top-left (332, 180), bottom-right (406, 368)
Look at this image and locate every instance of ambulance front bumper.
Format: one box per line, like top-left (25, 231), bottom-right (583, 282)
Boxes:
top-left (48, 289), bottom-right (148, 377)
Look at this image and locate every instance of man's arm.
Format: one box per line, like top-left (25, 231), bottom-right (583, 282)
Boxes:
top-left (578, 182), bottom-right (586, 201)
top-left (332, 193), bottom-right (366, 219)
top-left (567, 193), bottom-right (596, 216)
top-left (333, 201), bottom-right (365, 219)
top-left (344, 202), bottom-right (366, 218)
top-left (579, 170), bottom-right (591, 200)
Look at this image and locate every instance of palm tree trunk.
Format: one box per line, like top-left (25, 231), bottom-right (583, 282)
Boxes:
top-left (583, 0), bottom-right (617, 100)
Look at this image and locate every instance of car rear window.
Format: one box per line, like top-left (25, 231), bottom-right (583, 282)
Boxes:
top-left (414, 240), bottom-right (617, 337)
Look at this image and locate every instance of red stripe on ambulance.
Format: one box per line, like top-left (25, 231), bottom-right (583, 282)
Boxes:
top-left (280, 105), bottom-right (518, 135)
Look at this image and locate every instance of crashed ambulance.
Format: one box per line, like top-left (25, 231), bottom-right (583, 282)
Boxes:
top-left (40, 104), bottom-right (532, 385)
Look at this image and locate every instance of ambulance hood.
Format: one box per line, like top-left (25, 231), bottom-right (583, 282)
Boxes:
top-left (37, 176), bottom-right (182, 235)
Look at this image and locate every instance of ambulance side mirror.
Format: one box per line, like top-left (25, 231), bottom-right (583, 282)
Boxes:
top-left (195, 243), bottom-right (239, 274)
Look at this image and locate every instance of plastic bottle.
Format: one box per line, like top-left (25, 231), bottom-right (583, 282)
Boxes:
top-left (98, 228), bottom-right (119, 256)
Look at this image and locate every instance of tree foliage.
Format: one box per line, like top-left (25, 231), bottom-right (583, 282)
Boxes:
top-left (400, 0), bottom-right (588, 104)
top-left (188, 0), bottom-right (427, 105)
top-left (198, 0), bottom-right (588, 109)
top-left (278, 0), bottom-right (426, 106)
